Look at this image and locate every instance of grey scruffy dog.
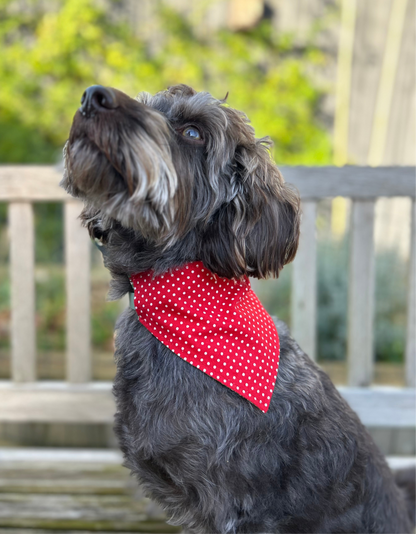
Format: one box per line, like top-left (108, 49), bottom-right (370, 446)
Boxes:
top-left (62, 84), bottom-right (415, 533)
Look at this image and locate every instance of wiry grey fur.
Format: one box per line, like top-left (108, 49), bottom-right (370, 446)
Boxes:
top-left (62, 84), bottom-right (415, 533)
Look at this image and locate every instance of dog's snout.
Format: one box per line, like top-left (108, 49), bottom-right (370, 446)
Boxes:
top-left (80, 85), bottom-right (117, 117)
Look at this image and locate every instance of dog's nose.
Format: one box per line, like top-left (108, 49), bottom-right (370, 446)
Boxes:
top-left (80, 85), bottom-right (117, 117)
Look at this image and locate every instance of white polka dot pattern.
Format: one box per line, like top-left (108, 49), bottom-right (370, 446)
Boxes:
top-left (130, 261), bottom-right (280, 413)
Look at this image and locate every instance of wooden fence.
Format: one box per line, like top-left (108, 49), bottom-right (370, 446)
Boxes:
top-left (0, 165), bottom-right (414, 428)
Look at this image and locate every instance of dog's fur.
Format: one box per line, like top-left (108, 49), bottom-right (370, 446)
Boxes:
top-left (62, 84), bottom-right (415, 533)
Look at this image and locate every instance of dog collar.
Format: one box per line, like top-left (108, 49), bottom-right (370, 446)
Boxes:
top-left (130, 261), bottom-right (279, 412)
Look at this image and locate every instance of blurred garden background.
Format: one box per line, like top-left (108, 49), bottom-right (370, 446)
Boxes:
top-left (0, 0), bottom-right (414, 447)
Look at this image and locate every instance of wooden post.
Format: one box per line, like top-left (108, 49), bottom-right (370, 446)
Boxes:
top-left (367, 0), bottom-right (409, 166)
top-left (291, 201), bottom-right (317, 360)
top-left (406, 199), bottom-right (415, 387)
top-left (347, 200), bottom-right (375, 386)
top-left (9, 202), bottom-right (36, 382)
top-left (65, 201), bottom-right (91, 383)
top-left (333, 0), bottom-right (357, 165)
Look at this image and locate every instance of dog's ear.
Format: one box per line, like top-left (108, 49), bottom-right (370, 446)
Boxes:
top-left (240, 140), bottom-right (301, 278)
top-left (201, 139), bottom-right (301, 279)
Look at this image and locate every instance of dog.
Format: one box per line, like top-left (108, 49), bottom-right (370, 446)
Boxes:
top-left (62, 84), bottom-right (415, 533)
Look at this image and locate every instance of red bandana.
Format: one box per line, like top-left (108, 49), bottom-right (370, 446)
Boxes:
top-left (130, 261), bottom-right (279, 412)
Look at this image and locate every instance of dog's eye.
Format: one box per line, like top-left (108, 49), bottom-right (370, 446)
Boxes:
top-left (182, 126), bottom-right (201, 140)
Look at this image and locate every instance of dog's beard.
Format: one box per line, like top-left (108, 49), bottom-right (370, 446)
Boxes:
top-left (62, 111), bottom-right (178, 240)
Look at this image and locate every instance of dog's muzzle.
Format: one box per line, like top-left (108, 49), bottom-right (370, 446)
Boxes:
top-left (80, 85), bottom-right (118, 118)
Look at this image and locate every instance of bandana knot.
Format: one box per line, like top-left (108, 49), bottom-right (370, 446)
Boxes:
top-left (130, 261), bottom-right (279, 412)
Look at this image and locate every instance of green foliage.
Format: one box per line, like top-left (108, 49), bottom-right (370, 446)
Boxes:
top-left (251, 265), bottom-right (292, 327)
top-left (316, 239), bottom-right (407, 363)
top-left (3, 2), bottom-right (405, 367)
top-left (0, 264), bottom-right (121, 352)
top-left (317, 237), bottom-right (349, 361)
top-left (35, 267), bottom-right (66, 351)
top-left (34, 267), bottom-right (121, 353)
top-left (0, 0), bottom-right (331, 164)
top-left (254, 237), bottom-right (408, 364)
top-left (0, 1), bottom-right (332, 272)
top-left (374, 250), bottom-right (408, 363)
top-left (34, 204), bottom-right (64, 263)
top-left (0, 1), bottom-right (333, 361)
top-left (91, 299), bottom-right (120, 349)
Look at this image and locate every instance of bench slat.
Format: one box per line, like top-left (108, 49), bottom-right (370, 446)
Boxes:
top-left (347, 200), bottom-right (375, 386)
top-left (0, 382), bottom-right (413, 427)
top-left (281, 166), bottom-right (415, 199)
top-left (0, 383), bottom-right (113, 423)
top-left (1, 165), bottom-right (415, 202)
top-left (0, 166), bottom-right (67, 202)
top-left (291, 201), bottom-right (317, 360)
top-left (9, 203), bottom-right (36, 382)
top-left (65, 202), bottom-right (91, 383)
top-left (338, 387), bottom-right (416, 427)
top-left (406, 199), bottom-right (416, 387)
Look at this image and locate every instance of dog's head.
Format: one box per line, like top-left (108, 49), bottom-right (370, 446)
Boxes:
top-left (62, 84), bottom-right (300, 279)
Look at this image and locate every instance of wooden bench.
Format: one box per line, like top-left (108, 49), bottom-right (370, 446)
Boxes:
top-left (0, 447), bottom-right (178, 532)
top-left (0, 165), bottom-right (414, 430)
